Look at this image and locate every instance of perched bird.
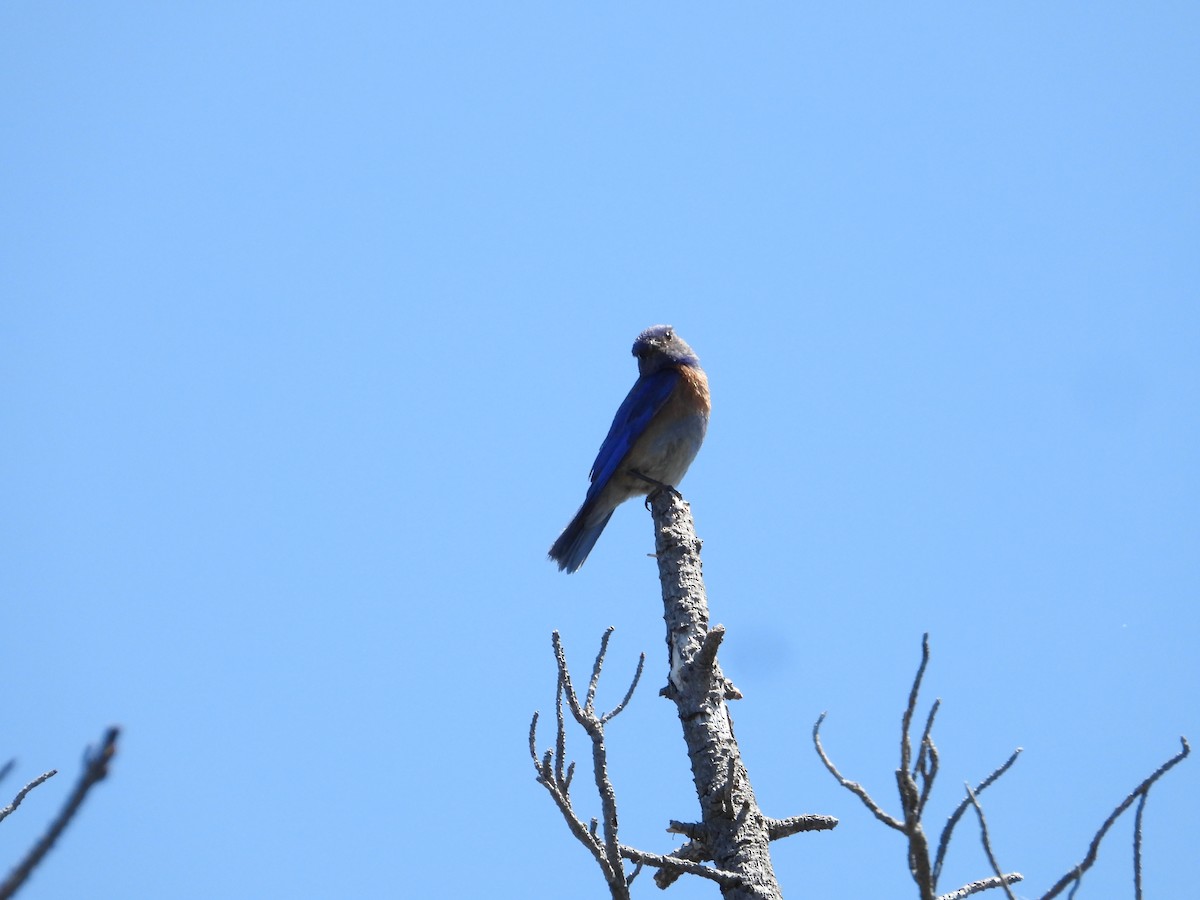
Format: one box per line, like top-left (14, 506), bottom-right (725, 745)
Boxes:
top-left (549, 325), bottom-right (710, 573)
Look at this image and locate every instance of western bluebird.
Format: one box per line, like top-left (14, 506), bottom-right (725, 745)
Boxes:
top-left (549, 325), bottom-right (710, 573)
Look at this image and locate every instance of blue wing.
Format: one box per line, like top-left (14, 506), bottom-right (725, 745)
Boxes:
top-left (586, 369), bottom-right (680, 500)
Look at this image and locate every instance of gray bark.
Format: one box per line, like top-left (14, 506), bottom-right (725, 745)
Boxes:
top-left (648, 489), bottom-right (782, 900)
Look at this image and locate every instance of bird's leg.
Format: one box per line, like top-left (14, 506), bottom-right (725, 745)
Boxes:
top-left (629, 470), bottom-right (681, 508)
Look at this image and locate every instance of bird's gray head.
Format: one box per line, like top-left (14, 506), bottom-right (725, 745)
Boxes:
top-left (631, 324), bottom-right (699, 376)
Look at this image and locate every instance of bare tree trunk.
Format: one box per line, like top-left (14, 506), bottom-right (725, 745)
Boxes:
top-left (531, 492), bottom-right (832, 895)
top-left (649, 489), bottom-right (782, 900)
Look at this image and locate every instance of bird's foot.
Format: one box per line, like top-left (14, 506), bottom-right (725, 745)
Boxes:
top-left (630, 470), bottom-right (681, 509)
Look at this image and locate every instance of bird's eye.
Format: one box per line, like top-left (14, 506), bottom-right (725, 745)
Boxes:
top-left (664, 330), bottom-right (674, 341)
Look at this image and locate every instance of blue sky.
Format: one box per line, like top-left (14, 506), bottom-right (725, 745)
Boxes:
top-left (2, 3), bottom-right (1197, 898)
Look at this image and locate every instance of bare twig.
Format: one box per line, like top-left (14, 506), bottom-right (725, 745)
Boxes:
top-left (0, 771), bottom-right (57, 825)
top-left (0, 761), bottom-right (14, 787)
top-left (0, 727), bottom-right (119, 900)
top-left (813, 712), bottom-right (903, 830)
top-left (624, 858), bottom-right (643, 887)
top-left (817, 637), bottom-right (1034, 900)
top-left (1133, 791), bottom-right (1147, 900)
top-left (528, 713), bottom-right (540, 763)
top-left (554, 667), bottom-right (568, 790)
top-left (667, 819), bottom-right (710, 841)
top-left (965, 785), bottom-right (1019, 900)
top-left (914, 699), bottom-right (941, 779)
top-left (531, 630), bottom-right (650, 899)
top-left (900, 634), bottom-right (932, 777)
top-left (600, 653), bottom-right (645, 725)
top-left (695, 625), bottom-right (725, 674)
top-left (1040, 737), bottom-right (1190, 900)
top-left (619, 845), bottom-right (743, 887)
top-left (650, 836), bottom-right (710, 889)
top-left (932, 748), bottom-right (1023, 886)
top-left (553, 632), bottom-right (585, 725)
top-left (585, 627), bottom-right (615, 714)
top-left (764, 814), bottom-right (839, 839)
top-left (915, 700), bottom-right (941, 815)
top-left (937, 873), bottom-right (1024, 900)
top-left (531, 663), bottom-right (615, 888)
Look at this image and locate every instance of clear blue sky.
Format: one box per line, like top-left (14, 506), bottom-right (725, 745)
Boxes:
top-left (3, 3), bottom-right (1197, 898)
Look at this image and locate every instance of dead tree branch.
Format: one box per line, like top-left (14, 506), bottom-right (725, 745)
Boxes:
top-left (0, 772), bottom-right (57, 826)
top-left (648, 488), bottom-right (836, 900)
top-left (816, 634), bottom-right (1190, 899)
top-left (618, 844), bottom-right (743, 888)
top-left (932, 749), bottom-right (1023, 886)
top-left (814, 637), bottom-right (1022, 900)
top-left (937, 874), bottom-right (1025, 900)
top-left (529, 629), bottom-right (645, 900)
top-left (964, 786), bottom-right (1018, 900)
top-left (814, 712), bottom-right (904, 830)
top-left (532, 491), bottom-right (835, 897)
top-left (1039, 737), bottom-right (1190, 900)
top-left (764, 814), bottom-right (839, 840)
top-left (0, 726), bottom-right (120, 900)
top-left (1132, 792), bottom-right (1148, 900)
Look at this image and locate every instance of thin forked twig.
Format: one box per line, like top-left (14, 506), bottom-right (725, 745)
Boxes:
top-left (600, 653), bottom-right (645, 725)
top-left (530, 630), bottom-right (651, 900)
top-left (965, 785), bottom-right (1019, 900)
top-left (1040, 736), bottom-right (1190, 900)
top-left (813, 712), bottom-right (903, 830)
top-left (932, 748), bottom-right (1023, 885)
top-left (530, 660), bottom-right (617, 887)
top-left (914, 699), bottom-right (941, 815)
top-left (914, 699), bottom-right (941, 776)
top-left (0, 727), bottom-right (119, 900)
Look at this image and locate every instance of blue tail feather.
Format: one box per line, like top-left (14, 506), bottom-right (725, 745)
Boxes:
top-left (548, 505), bottom-right (615, 573)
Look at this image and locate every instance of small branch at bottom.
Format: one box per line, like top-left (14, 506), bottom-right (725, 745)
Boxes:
top-left (619, 845), bottom-right (742, 888)
top-left (0, 727), bottom-right (119, 900)
top-left (937, 873), bottom-right (1024, 900)
top-left (0, 771), bottom-right (57, 825)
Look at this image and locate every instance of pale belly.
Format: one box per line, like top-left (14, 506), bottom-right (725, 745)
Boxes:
top-left (604, 410), bottom-right (708, 502)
